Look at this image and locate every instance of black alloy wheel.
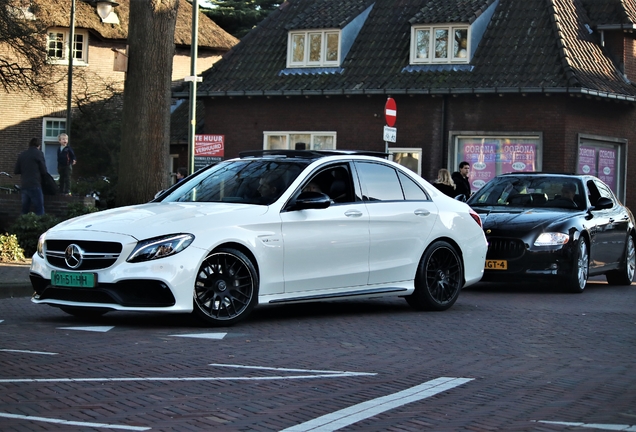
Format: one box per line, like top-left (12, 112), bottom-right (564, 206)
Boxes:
top-left (193, 248), bottom-right (258, 326)
top-left (406, 241), bottom-right (463, 311)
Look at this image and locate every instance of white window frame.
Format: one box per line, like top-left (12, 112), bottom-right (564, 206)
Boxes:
top-left (410, 24), bottom-right (470, 64)
top-left (42, 117), bottom-right (67, 177)
top-left (47, 27), bottom-right (89, 65)
top-left (263, 132), bottom-right (337, 150)
top-left (287, 29), bottom-right (341, 68)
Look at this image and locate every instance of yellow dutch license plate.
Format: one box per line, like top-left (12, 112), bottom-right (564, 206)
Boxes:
top-left (51, 271), bottom-right (97, 288)
top-left (485, 260), bottom-right (508, 270)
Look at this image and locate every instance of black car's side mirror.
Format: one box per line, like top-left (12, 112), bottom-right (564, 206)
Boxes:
top-left (592, 197), bottom-right (613, 210)
top-left (292, 192), bottom-right (332, 210)
top-left (454, 194), bottom-right (467, 202)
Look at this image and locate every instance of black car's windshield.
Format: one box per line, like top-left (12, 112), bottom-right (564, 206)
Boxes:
top-left (467, 176), bottom-right (585, 209)
top-left (161, 159), bottom-right (309, 205)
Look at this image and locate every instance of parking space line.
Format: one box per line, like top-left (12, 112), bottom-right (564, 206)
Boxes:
top-left (0, 348), bottom-right (57, 355)
top-left (279, 377), bottom-right (473, 432)
top-left (536, 420), bottom-right (636, 431)
top-left (0, 412), bottom-right (150, 430)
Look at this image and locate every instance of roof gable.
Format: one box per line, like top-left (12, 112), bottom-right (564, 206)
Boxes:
top-left (192, 0), bottom-right (636, 100)
top-left (32, 0), bottom-right (238, 50)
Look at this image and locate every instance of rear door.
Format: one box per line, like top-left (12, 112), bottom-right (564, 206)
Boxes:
top-left (354, 161), bottom-right (438, 285)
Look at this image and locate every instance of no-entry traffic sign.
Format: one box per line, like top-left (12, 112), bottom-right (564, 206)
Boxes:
top-left (385, 98), bottom-right (397, 127)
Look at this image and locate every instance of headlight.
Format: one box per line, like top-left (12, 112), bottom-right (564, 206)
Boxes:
top-left (127, 234), bottom-right (194, 263)
top-left (534, 232), bottom-right (569, 246)
top-left (37, 233), bottom-right (46, 258)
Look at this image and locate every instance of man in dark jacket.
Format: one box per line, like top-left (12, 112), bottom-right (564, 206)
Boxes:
top-left (14, 137), bottom-right (48, 215)
top-left (451, 161), bottom-right (471, 198)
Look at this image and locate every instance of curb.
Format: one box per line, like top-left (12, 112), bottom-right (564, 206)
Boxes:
top-left (0, 283), bottom-right (34, 299)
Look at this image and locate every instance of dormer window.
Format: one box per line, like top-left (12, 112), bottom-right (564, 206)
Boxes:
top-left (410, 25), bottom-right (469, 64)
top-left (287, 30), bottom-right (340, 68)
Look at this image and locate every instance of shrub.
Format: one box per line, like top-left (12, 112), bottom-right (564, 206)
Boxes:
top-left (65, 202), bottom-right (99, 219)
top-left (9, 213), bottom-right (61, 257)
top-left (0, 233), bottom-right (26, 262)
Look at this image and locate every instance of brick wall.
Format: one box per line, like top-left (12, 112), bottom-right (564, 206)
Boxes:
top-left (202, 93), bottom-right (636, 210)
top-left (0, 194), bottom-right (95, 233)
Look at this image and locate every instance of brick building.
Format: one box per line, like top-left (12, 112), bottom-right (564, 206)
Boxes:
top-left (177, 0), bottom-right (636, 209)
top-left (0, 0), bottom-right (237, 181)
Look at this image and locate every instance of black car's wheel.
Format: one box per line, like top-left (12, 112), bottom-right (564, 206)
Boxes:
top-left (59, 306), bottom-right (108, 318)
top-left (565, 238), bottom-right (588, 293)
top-left (193, 248), bottom-right (258, 326)
top-left (406, 241), bottom-right (463, 311)
top-left (606, 235), bottom-right (635, 285)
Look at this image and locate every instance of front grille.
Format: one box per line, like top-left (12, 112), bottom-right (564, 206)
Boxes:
top-left (46, 240), bottom-right (123, 270)
top-left (486, 237), bottom-right (526, 259)
top-left (34, 277), bottom-right (176, 307)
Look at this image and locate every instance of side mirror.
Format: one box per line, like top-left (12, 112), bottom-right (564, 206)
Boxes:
top-left (592, 197), bottom-right (613, 210)
top-left (292, 192), bottom-right (331, 210)
top-left (454, 194), bottom-right (467, 202)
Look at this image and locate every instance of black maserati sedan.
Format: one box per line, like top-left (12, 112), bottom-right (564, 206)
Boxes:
top-left (466, 173), bottom-right (635, 292)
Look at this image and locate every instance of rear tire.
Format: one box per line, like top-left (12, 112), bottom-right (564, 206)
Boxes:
top-left (565, 238), bottom-right (588, 293)
top-left (193, 248), bottom-right (258, 327)
top-left (606, 235), bottom-right (635, 285)
top-left (406, 241), bottom-right (463, 311)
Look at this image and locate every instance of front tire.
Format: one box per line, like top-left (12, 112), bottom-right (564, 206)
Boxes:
top-left (193, 248), bottom-right (258, 327)
top-left (606, 235), bottom-right (635, 285)
top-left (406, 241), bottom-right (463, 311)
top-left (565, 238), bottom-right (588, 293)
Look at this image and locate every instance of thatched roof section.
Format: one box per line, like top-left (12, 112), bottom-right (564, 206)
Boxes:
top-left (33, 0), bottom-right (238, 50)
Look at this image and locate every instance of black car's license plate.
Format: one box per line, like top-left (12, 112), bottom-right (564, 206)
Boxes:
top-left (51, 271), bottom-right (97, 288)
top-left (485, 260), bottom-right (507, 270)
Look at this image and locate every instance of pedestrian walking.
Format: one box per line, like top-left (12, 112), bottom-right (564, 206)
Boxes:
top-left (57, 133), bottom-right (76, 195)
top-left (14, 137), bottom-right (48, 215)
top-left (452, 161), bottom-right (471, 198)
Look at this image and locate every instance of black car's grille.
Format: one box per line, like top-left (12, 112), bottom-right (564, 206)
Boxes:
top-left (46, 240), bottom-right (123, 270)
top-left (486, 237), bottom-right (526, 259)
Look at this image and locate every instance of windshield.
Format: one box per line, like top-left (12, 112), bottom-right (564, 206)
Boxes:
top-left (161, 159), bottom-right (309, 205)
top-left (468, 176), bottom-right (585, 209)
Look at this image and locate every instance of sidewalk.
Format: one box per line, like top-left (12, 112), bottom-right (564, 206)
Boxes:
top-left (0, 259), bottom-right (34, 299)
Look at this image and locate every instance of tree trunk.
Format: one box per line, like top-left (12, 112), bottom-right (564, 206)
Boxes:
top-left (116, 0), bottom-right (179, 206)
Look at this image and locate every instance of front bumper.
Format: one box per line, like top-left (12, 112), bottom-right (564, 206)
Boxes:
top-left (30, 234), bottom-right (205, 312)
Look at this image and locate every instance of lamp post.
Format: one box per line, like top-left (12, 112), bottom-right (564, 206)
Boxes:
top-left (66, 0), bottom-right (119, 138)
top-left (65, 0), bottom-right (76, 138)
top-left (186, 0), bottom-right (201, 175)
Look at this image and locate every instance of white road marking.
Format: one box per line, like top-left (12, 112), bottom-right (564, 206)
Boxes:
top-left (0, 411), bottom-right (150, 430)
top-left (57, 326), bottom-right (114, 332)
top-left (0, 348), bottom-right (58, 355)
top-left (280, 377), bottom-right (473, 432)
top-left (536, 420), bottom-right (636, 431)
top-left (170, 332), bottom-right (227, 339)
top-left (0, 364), bottom-right (376, 383)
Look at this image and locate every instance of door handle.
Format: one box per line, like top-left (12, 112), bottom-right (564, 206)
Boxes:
top-left (414, 209), bottom-right (431, 216)
top-left (344, 210), bottom-right (363, 218)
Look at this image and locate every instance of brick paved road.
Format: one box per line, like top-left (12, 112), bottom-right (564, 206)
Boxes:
top-left (0, 280), bottom-right (634, 431)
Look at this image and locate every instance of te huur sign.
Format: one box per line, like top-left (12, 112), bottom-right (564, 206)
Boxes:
top-left (194, 134), bottom-right (224, 171)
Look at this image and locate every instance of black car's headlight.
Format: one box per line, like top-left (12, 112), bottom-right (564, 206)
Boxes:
top-left (127, 234), bottom-right (194, 263)
top-left (534, 233), bottom-right (569, 246)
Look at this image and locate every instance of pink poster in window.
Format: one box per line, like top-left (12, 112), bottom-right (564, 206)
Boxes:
top-left (577, 146), bottom-right (596, 176)
top-left (459, 140), bottom-right (497, 192)
top-left (597, 148), bottom-right (616, 190)
top-left (500, 142), bottom-right (536, 174)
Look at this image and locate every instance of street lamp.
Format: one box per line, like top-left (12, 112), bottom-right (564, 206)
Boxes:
top-left (96, 0), bottom-right (119, 23)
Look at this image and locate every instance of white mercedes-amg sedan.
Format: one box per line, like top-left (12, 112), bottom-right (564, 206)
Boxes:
top-left (30, 150), bottom-right (487, 326)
